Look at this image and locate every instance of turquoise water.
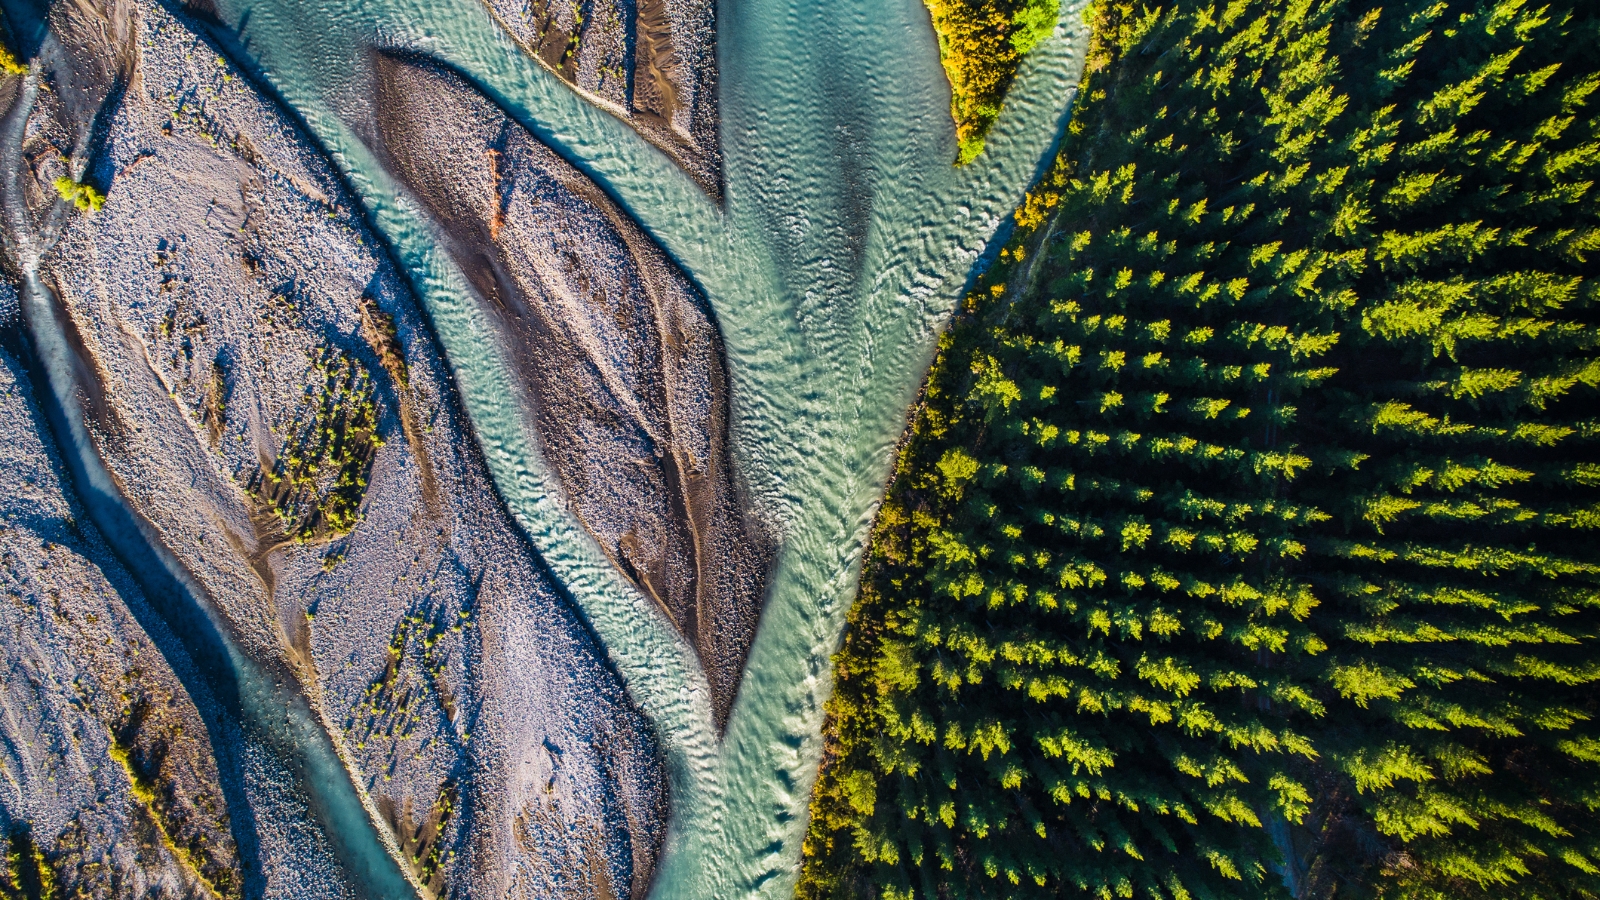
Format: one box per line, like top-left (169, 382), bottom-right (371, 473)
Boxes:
top-left (206, 0), bottom-right (1089, 894)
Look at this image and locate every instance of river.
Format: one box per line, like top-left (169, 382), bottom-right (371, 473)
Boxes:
top-left (194, 0), bottom-right (1089, 895)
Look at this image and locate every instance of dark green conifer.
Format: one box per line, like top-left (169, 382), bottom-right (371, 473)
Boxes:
top-left (1283, 2), bottom-right (1600, 896)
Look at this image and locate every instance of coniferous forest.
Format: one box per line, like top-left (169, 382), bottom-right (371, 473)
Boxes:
top-left (800, 0), bottom-right (1600, 897)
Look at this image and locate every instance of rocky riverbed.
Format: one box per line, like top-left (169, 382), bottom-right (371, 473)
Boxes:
top-left (480, 0), bottom-right (720, 196)
top-left (0, 1), bottom-right (670, 897)
top-left (368, 54), bottom-right (770, 731)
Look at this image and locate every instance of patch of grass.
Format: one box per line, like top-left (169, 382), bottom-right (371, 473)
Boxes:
top-left (106, 732), bottom-right (238, 900)
top-left (52, 178), bottom-right (105, 213)
top-left (1, 828), bottom-right (58, 900)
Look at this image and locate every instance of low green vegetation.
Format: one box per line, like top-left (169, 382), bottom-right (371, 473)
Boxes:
top-left (415, 781), bottom-right (457, 889)
top-left (802, 0), bottom-right (1600, 898)
top-left (925, 0), bottom-right (1062, 163)
top-left (346, 599), bottom-right (472, 776)
top-left (1, 829), bottom-right (57, 900)
top-left (107, 726), bottom-right (239, 900)
top-left (0, 16), bottom-right (26, 76)
top-left (52, 177), bottom-right (104, 213)
top-left (250, 347), bottom-right (381, 541)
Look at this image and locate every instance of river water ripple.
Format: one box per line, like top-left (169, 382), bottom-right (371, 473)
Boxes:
top-left (197, 0), bottom-right (1089, 895)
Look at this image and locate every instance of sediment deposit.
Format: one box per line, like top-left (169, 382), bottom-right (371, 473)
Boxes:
top-left (482, 0), bottom-right (720, 195)
top-left (0, 311), bottom-right (241, 898)
top-left (370, 54), bottom-right (771, 730)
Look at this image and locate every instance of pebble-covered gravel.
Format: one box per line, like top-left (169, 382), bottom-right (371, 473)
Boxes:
top-left (1, 2), bottom-right (669, 897)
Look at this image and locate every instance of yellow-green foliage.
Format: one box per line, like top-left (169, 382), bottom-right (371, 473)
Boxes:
top-left (251, 346), bottom-right (381, 541)
top-left (1, 829), bottom-right (57, 900)
top-left (52, 177), bottom-right (104, 213)
top-left (802, 0), bottom-right (1600, 898)
top-left (0, 43), bottom-right (25, 76)
top-left (0, 11), bottom-right (26, 76)
top-left (925, 0), bottom-right (1062, 163)
top-left (416, 781), bottom-right (457, 888)
top-left (106, 733), bottom-right (239, 900)
top-left (354, 606), bottom-right (466, 753)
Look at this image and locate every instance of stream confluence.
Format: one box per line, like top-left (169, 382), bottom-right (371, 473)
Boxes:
top-left (194, 0), bottom-right (1090, 895)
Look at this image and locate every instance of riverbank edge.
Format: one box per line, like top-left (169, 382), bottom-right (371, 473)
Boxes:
top-left (792, 54), bottom-right (1094, 890)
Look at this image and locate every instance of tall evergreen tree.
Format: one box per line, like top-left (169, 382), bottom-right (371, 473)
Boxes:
top-left (806, 1), bottom-right (1353, 896)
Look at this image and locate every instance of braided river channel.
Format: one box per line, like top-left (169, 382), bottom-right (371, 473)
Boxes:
top-left (199, 0), bottom-right (1090, 894)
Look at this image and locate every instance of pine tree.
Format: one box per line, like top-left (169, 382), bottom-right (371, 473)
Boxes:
top-left (806, 1), bottom-right (1356, 896)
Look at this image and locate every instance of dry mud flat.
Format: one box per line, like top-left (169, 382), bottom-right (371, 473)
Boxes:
top-left (1, 1), bottom-right (666, 898)
top-left (368, 55), bottom-right (771, 731)
top-left (482, 0), bottom-right (720, 195)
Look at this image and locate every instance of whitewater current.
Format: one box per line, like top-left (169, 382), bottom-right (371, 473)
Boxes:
top-left (197, 0), bottom-right (1090, 895)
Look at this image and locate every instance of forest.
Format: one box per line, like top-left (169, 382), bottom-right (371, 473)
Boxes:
top-left (800, 0), bottom-right (1600, 897)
